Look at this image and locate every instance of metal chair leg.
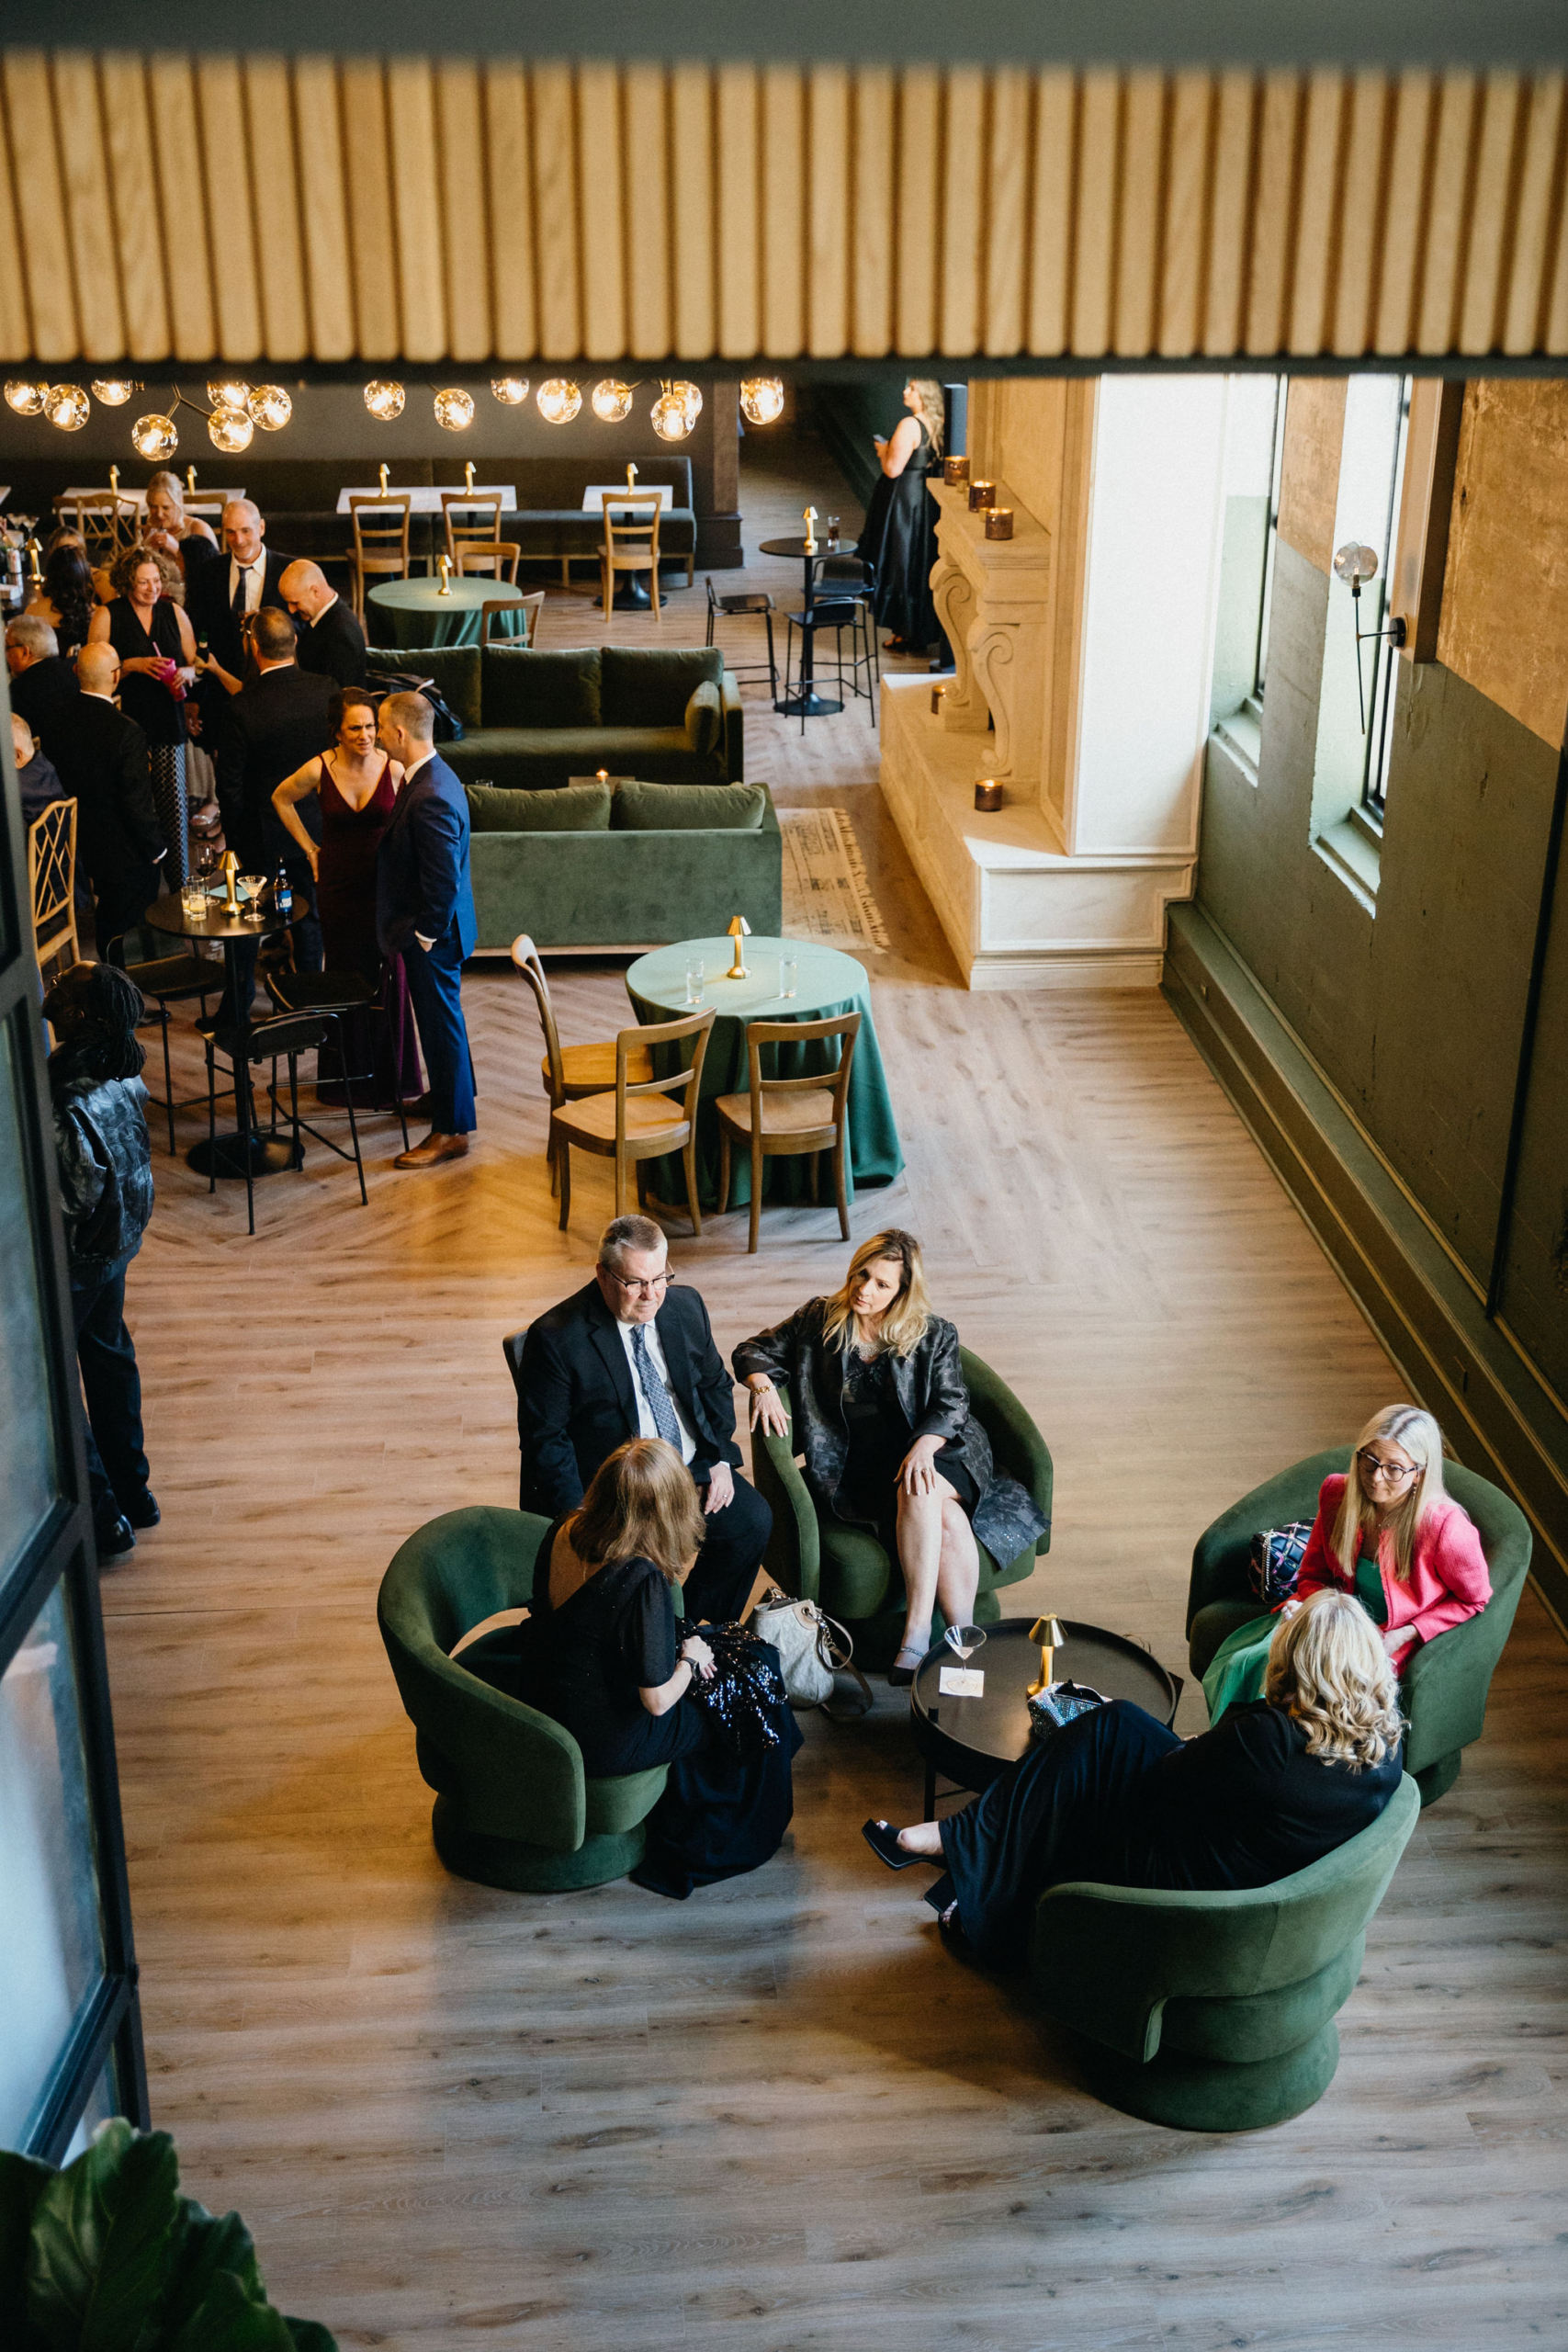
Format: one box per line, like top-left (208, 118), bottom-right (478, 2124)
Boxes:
top-left (336, 1015), bottom-right (367, 1205)
top-left (205, 1035), bottom-right (218, 1194)
top-left (156, 1008), bottom-right (176, 1155)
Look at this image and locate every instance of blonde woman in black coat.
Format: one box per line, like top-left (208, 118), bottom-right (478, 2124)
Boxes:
top-left (734, 1228), bottom-right (1047, 1685)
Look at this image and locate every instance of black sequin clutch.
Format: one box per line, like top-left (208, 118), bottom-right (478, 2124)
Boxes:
top-left (688, 1623), bottom-right (790, 1758)
top-left (1026, 1679), bottom-right (1109, 1742)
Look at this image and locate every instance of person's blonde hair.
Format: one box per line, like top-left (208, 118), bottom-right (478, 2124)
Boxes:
top-left (822, 1228), bottom-right (932, 1359)
top-left (110, 542), bottom-right (184, 605)
top-left (144, 470), bottom-right (186, 513)
top-left (570, 1438), bottom-right (705, 1584)
top-left (1332, 1404), bottom-right (1449, 1583)
top-left (1265, 1588), bottom-right (1404, 1769)
top-left (906, 379), bottom-right (946, 457)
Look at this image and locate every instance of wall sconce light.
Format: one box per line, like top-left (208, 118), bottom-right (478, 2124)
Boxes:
top-left (1333, 541), bottom-right (1407, 730)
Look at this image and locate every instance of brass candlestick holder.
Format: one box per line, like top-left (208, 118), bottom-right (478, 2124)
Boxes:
top-left (802, 504), bottom-right (818, 555)
top-left (464, 460), bottom-right (475, 492)
top-left (1027, 1616), bottom-right (1066, 1698)
top-left (727, 915), bottom-right (751, 978)
top-left (378, 462), bottom-right (389, 494)
top-left (220, 852), bottom-right (241, 919)
top-left (626, 460), bottom-right (638, 491)
top-left (436, 555), bottom-right (453, 597)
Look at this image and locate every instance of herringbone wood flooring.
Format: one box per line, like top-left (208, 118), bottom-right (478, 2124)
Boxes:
top-left (101, 428), bottom-right (1568, 2350)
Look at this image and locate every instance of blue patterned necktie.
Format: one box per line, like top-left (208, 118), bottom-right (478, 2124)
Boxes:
top-left (629, 1322), bottom-right (683, 1452)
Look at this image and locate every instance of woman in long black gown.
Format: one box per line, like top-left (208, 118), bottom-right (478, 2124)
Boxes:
top-left (856, 378), bottom-right (945, 654)
top-left (471, 1438), bottom-right (801, 1900)
top-left (863, 1589), bottom-right (1404, 1966)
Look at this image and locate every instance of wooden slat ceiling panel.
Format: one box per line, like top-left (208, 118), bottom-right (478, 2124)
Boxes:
top-left (5, 51), bottom-right (1566, 365)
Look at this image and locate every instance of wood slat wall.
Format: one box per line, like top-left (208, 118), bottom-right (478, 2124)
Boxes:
top-left (3, 51), bottom-right (1566, 366)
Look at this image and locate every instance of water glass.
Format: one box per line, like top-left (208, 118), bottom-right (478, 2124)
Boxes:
top-left (181, 878), bottom-right (206, 921)
top-left (684, 957), bottom-right (705, 1006)
top-left (779, 956), bottom-right (798, 1000)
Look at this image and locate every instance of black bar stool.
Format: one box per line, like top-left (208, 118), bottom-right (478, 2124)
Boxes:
top-left (705, 577), bottom-right (778, 696)
top-left (266, 967), bottom-right (412, 1156)
top-left (112, 935), bottom-right (228, 1155)
top-left (203, 1009), bottom-right (366, 1235)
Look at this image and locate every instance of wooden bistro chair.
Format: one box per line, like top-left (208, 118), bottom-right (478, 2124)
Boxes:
top-left (480, 590), bottom-right (544, 646)
top-left (28, 796), bottom-right (80, 981)
top-left (457, 540), bottom-right (523, 586)
top-left (549, 1007), bottom-right (715, 1235)
top-left (442, 493), bottom-right (504, 569)
top-left (598, 491), bottom-right (663, 626)
top-left (716, 1011), bottom-right (861, 1254)
top-left (510, 934), bottom-right (653, 1191)
top-left (346, 495), bottom-right (412, 619)
top-left (54, 489), bottom-right (140, 556)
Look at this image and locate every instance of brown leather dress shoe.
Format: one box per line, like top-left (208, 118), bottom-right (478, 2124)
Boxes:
top-left (394, 1130), bottom-right (471, 1170)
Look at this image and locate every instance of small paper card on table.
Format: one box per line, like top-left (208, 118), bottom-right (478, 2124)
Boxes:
top-left (938, 1666), bottom-right (985, 1698)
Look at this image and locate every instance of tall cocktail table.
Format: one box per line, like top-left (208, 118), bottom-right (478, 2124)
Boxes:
top-left (909, 1618), bottom-right (1182, 1820)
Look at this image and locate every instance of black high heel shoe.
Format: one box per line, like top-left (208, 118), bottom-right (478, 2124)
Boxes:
top-left (863, 1819), bottom-right (931, 1870)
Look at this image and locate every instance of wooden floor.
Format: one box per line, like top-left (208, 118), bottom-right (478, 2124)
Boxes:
top-left (105, 427), bottom-right (1568, 2349)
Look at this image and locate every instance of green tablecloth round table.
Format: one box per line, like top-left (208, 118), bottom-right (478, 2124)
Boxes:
top-left (367, 576), bottom-right (527, 648)
top-left (626, 935), bottom-right (904, 1211)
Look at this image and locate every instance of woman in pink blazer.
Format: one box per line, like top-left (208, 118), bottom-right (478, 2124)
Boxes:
top-left (1203, 1405), bottom-right (1492, 1724)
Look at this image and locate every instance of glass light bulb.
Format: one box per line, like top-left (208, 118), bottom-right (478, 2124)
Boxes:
top-left (246, 383), bottom-right (292, 431)
top-left (672, 379), bottom-right (703, 424)
top-left (364, 379), bottom-right (405, 422)
top-left (208, 404), bottom-right (254, 454)
top-left (44, 384), bottom-right (91, 432)
top-left (434, 387), bottom-right (475, 432)
top-left (491, 376), bottom-right (530, 405)
top-left (536, 378), bottom-right (582, 425)
top-left (91, 378), bottom-right (135, 406)
top-left (591, 379), bottom-right (634, 424)
top-left (208, 379), bottom-right (250, 412)
top-left (739, 376), bottom-right (784, 426)
top-left (5, 379), bottom-right (48, 416)
top-left (650, 390), bottom-right (691, 443)
top-left (132, 413), bottom-right (179, 461)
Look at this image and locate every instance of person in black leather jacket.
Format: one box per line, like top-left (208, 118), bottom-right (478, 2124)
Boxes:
top-left (42, 960), bottom-right (157, 1560)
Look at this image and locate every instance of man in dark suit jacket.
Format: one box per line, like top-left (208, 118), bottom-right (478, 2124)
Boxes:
top-left (376, 692), bottom-right (477, 1167)
top-left (280, 560), bottom-right (367, 687)
top-left (186, 498), bottom-right (294, 705)
top-left (48, 644), bottom-right (166, 958)
top-left (7, 616), bottom-right (80, 749)
top-left (515, 1213), bottom-right (773, 1625)
top-left (214, 605), bottom-right (333, 975)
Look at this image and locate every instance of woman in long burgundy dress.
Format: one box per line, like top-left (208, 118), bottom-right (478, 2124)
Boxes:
top-left (270, 689), bottom-right (423, 1107)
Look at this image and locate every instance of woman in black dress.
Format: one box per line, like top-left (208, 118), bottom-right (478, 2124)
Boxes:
top-left (735, 1228), bottom-right (1048, 1686)
top-left (856, 378), bottom-right (944, 655)
top-left (864, 1589), bottom-right (1405, 1966)
top-left (89, 546), bottom-right (197, 885)
top-left (27, 539), bottom-right (97, 659)
top-left (480, 1437), bottom-right (801, 1899)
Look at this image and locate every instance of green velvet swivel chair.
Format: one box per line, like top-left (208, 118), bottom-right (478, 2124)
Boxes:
top-left (747, 1348), bottom-right (1054, 1669)
top-left (1186, 1449), bottom-right (1531, 1806)
top-left (378, 1504), bottom-right (671, 1893)
top-left (1031, 1771), bottom-right (1420, 2130)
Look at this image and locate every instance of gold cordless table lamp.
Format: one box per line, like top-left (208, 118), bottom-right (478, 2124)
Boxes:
top-left (727, 916), bottom-right (751, 978)
top-left (1027, 1616), bottom-right (1066, 1698)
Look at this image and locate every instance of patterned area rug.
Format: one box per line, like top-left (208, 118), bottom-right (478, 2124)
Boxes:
top-left (778, 807), bottom-right (890, 953)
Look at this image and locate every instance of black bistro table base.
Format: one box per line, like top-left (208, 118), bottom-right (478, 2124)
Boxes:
top-left (187, 1131), bottom-right (302, 1181)
top-left (760, 533), bottom-right (858, 721)
top-left (909, 1618), bottom-right (1182, 1821)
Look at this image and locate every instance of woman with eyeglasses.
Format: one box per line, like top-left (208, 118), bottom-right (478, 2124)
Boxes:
top-left (1201, 1404), bottom-right (1492, 1727)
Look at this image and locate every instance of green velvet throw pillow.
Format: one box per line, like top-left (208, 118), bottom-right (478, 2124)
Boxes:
top-left (466, 780), bottom-right (613, 832)
top-left (613, 781), bottom-right (767, 831)
top-left (683, 679), bottom-right (723, 754)
top-left (480, 645), bottom-right (602, 729)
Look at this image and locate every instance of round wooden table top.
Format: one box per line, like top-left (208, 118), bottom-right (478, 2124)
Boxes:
top-left (909, 1619), bottom-right (1180, 1797)
top-left (143, 889), bottom-right (286, 944)
top-left (626, 934), bottom-right (868, 1022)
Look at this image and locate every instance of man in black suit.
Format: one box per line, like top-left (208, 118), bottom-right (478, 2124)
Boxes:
top-left (187, 498), bottom-right (294, 699)
top-left (375, 692), bottom-right (477, 1168)
top-left (214, 605), bottom-right (333, 978)
top-left (6, 616), bottom-right (80, 750)
top-left (515, 1214), bottom-right (773, 1626)
top-left (280, 560), bottom-right (367, 687)
top-left (47, 644), bottom-right (166, 958)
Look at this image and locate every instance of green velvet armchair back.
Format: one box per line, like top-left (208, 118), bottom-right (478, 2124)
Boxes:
top-left (378, 1504), bottom-right (588, 1851)
top-left (1185, 1448), bottom-right (1531, 1796)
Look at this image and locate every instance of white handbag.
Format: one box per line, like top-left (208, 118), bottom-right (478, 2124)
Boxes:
top-left (748, 1587), bottom-right (874, 1719)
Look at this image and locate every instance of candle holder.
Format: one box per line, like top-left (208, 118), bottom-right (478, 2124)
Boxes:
top-left (378, 462), bottom-right (389, 495)
top-left (436, 555), bottom-right (453, 598)
top-left (943, 456), bottom-right (970, 486)
top-left (727, 915), bottom-right (751, 978)
top-left (1027, 1616), bottom-right (1066, 1698)
top-left (968, 480), bottom-right (997, 513)
top-left (985, 507), bottom-right (1014, 541)
top-left (931, 682), bottom-right (947, 716)
top-left (975, 779), bottom-right (1005, 812)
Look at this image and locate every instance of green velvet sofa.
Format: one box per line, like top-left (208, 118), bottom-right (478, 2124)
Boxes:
top-left (1032, 1772), bottom-right (1420, 2130)
top-left (366, 643), bottom-right (743, 791)
top-left (378, 1503), bottom-right (672, 1892)
top-left (1186, 1448), bottom-right (1531, 1806)
top-left (747, 1350), bottom-right (1054, 1670)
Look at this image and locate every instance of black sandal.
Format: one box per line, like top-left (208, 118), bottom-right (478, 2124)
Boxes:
top-left (862, 1818), bottom-right (927, 1870)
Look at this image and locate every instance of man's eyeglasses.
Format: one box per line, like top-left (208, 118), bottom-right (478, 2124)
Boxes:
top-left (602, 1267), bottom-right (674, 1298)
top-left (1358, 1449), bottom-right (1418, 1486)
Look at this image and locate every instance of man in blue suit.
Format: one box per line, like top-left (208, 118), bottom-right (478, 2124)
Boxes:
top-left (375, 693), bottom-right (478, 1168)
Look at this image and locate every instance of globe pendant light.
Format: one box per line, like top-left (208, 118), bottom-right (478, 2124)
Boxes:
top-left (5, 379), bottom-right (48, 416)
top-left (649, 383), bottom-right (692, 442)
top-left (44, 384), bottom-right (91, 432)
top-left (592, 379), bottom-right (634, 424)
top-left (132, 413), bottom-right (179, 461)
top-left (491, 376), bottom-right (530, 405)
top-left (246, 383), bottom-right (292, 431)
top-left (434, 388), bottom-right (475, 431)
top-left (536, 379), bottom-right (582, 424)
top-left (364, 379), bottom-right (405, 421)
top-left (209, 405), bottom-right (254, 454)
top-left (739, 376), bottom-right (784, 425)
top-left (672, 379), bottom-right (703, 424)
top-left (91, 378), bottom-right (136, 407)
top-left (208, 378), bottom-right (250, 413)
